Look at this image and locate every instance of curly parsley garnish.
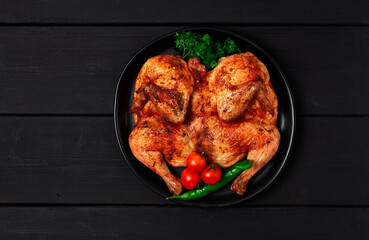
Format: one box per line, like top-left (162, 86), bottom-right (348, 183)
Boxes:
top-left (174, 32), bottom-right (241, 70)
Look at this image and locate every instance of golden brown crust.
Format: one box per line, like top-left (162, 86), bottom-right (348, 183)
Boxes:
top-left (129, 55), bottom-right (194, 124)
top-left (208, 52), bottom-right (277, 122)
top-left (187, 53), bottom-right (280, 194)
top-left (129, 102), bottom-right (194, 195)
top-left (129, 53), bottom-right (280, 196)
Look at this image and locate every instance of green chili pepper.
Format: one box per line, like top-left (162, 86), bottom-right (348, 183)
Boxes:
top-left (167, 160), bottom-right (252, 200)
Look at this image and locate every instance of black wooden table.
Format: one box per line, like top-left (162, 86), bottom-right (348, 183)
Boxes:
top-left (1, 1), bottom-right (368, 239)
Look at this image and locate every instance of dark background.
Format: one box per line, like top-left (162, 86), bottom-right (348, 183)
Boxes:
top-left (0, 1), bottom-right (368, 239)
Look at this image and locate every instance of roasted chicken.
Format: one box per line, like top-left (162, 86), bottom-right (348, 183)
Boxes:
top-left (129, 55), bottom-right (195, 195)
top-left (129, 52), bottom-right (280, 196)
top-left (188, 53), bottom-right (280, 195)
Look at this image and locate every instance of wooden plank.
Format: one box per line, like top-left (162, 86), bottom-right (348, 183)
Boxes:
top-left (0, 27), bottom-right (177, 114)
top-left (0, 116), bottom-right (368, 205)
top-left (0, 0), bottom-right (368, 24)
top-left (0, 116), bottom-right (165, 204)
top-left (0, 207), bottom-right (367, 239)
top-left (0, 26), bottom-right (368, 115)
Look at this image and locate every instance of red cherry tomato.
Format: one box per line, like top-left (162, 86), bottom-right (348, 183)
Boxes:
top-left (181, 168), bottom-right (201, 190)
top-left (186, 152), bottom-right (206, 173)
top-left (201, 164), bottom-right (222, 185)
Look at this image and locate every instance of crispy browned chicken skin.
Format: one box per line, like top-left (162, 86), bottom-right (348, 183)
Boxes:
top-left (129, 53), bottom-right (280, 196)
top-left (208, 52), bottom-right (276, 122)
top-left (187, 53), bottom-right (279, 195)
top-left (129, 55), bottom-right (195, 195)
top-left (129, 101), bottom-right (194, 195)
top-left (129, 55), bottom-right (194, 124)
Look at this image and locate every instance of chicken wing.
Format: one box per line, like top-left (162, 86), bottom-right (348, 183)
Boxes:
top-left (208, 52), bottom-right (276, 122)
top-left (129, 55), bottom-right (194, 124)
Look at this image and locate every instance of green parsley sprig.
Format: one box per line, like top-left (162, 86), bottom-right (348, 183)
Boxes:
top-left (174, 32), bottom-right (241, 70)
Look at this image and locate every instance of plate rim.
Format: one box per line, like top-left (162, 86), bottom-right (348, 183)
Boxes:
top-left (114, 27), bottom-right (296, 207)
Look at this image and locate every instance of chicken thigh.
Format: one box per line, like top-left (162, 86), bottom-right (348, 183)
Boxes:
top-left (129, 101), bottom-right (194, 195)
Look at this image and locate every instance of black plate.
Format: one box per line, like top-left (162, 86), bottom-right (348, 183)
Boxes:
top-left (114, 27), bottom-right (295, 207)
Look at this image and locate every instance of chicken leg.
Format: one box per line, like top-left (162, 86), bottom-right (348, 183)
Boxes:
top-left (231, 125), bottom-right (280, 195)
top-left (129, 102), bottom-right (194, 195)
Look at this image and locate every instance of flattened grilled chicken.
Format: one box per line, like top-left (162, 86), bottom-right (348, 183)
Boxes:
top-left (129, 53), bottom-right (280, 196)
top-left (187, 53), bottom-right (280, 195)
top-left (129, 55), bottom-right (194, 124)
top-left (129, 55), bottom-right (195, 195)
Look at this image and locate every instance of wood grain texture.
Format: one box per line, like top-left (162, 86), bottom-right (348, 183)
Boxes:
top-left (0, 0), bottom-right (368, 24)
top-left (0, 26), bottom-right (368, 115)
top-left (0, 116), bottom-right (367, 205)
top-left (0, 1), bottom-right (367, 238)
top-left (0, 116), bottom-right (164, 204)
top-left (0, 207), bottom-right (367, 239)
